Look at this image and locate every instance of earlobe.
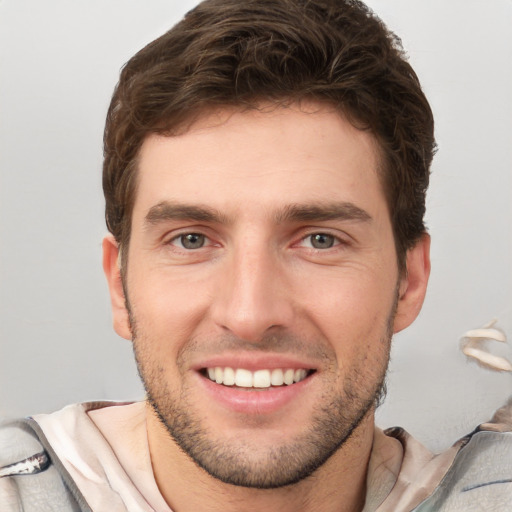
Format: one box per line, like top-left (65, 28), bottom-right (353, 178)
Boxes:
top-left (393, 234), bottom-right (431, 334)
top-left (102, 235), bottom-right (132, 340)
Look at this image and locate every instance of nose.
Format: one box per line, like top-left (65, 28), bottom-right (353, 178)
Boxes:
top-left (210, 243), bottom-right (294, 342)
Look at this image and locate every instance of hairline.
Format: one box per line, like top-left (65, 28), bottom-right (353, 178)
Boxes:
top-left (118, 100), bottom-right (407, 275)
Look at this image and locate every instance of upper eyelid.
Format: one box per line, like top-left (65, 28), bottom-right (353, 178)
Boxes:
top-left (168, 232), bottom-right (211, 244)
top-left (160, 228), bottom-right (351, 247)
top-left (165, 233), bottom-right (215, 253)
top-left (296, 228), bottom-right (352, 243)
top-left (298, 233), bottom-right (343, 247)
top-left (161, 226), bottom-right (214, 241)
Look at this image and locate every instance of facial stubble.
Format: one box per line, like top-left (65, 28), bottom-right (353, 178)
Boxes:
top-left (127, 293), bottom-right (396, 489)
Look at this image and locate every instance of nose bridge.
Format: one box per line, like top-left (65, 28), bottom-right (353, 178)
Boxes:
top-left (212, 235), bottom-right (292, 341)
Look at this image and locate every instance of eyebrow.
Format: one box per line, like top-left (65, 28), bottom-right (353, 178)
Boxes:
top-left (144, 200), bottom-right (372, 227)
top-left (145, 201), bottom-right (229, 226)
top-left (273, 202), bottom-right (372, 224)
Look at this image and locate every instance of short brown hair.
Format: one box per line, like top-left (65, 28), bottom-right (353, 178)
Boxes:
top-left (103, 0), bottom-right (435, 269)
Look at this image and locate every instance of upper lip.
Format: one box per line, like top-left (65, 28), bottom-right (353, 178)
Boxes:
top-left (191, 353), bottom-right (319, 372)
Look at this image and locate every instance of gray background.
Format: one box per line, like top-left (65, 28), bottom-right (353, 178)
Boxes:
top-left (1, 0), bottom-right (511, 453)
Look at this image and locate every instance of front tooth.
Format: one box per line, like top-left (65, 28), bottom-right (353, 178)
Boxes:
top-left (215, 367), bottom-right (223, 384)
top-left (235, 369), bottom-right (253, 387)
top-left (283, 369), bottom-right (295, 385)
top-left (270, 369), bottom-right (284, 386)
top-left (223, 367), bottom-right (235, 386)
top-left (253, 370), bottom-right (271, 388)
top-left (294, 369), bottom-right (307, 383)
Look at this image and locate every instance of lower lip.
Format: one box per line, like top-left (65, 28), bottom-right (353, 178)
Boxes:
top-left (198, 373), bottom-right (315, 414)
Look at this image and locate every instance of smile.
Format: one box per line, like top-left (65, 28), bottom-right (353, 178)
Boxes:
top-left (204, 367), bottom-right (313, 388)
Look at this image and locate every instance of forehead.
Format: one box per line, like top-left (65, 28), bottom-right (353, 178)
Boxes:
top-left (133, 102), bottom-right (385, 220)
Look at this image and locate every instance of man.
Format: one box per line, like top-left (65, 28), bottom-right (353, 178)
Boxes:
top-left (1, 0), bottom-right (511, 510)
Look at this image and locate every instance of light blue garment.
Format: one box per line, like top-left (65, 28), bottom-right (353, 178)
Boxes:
top-left (413, 430), bottom-right (512, 511)
top-left (0, 418), bottom-right (91, 511)
top-left (1, 411), bottom-right (511, 511)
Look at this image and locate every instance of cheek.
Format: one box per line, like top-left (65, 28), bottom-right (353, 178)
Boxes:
top-left (296, 270), bottom-right (396, 353)
top-left (127, 267), bottom-right (214, 351)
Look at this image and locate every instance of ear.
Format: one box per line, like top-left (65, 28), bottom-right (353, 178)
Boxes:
top-left (393, 233), bottom-right (431, 334)
top-left (102, 235), bottom-right (132, 340)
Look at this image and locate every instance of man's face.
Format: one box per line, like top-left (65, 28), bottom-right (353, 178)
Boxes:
top-left (105, 102), bottom-right (428, 488)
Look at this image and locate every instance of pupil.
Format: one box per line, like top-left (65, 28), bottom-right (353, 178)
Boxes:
top-left (182, 233), bottom-right (204, 249)
top-left (312, 233), bottom-right (334, 249)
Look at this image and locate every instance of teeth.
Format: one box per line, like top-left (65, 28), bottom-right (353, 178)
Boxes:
top-left (283, 369), bottom-right (295, 385)
top-left (235, 369), bottom-right (253, 387)
top-left (253, 369), bottom-right (271, 388)
top-left (294, 369), bottom-right (307, 383)
top-left (205, 367), bottom-right (310, 388)
top-left (270, 368), bottom-right (284, 386)
top-left (223, 367), bottom-right (235, 386)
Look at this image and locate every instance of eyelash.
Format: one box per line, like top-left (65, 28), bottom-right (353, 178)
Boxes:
top-left (166, 231), bottom-right (347, 252)
top-left (298, 232), bottom-right (343, 250)
top-left (168, 232), bottom-right (212, 250)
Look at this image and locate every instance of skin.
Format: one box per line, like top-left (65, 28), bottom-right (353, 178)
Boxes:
top-left (103, 102), bottom-right (430, 512)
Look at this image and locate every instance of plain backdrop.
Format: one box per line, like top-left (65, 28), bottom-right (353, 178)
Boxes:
top-left (1, 0), bottom-right (511, 453)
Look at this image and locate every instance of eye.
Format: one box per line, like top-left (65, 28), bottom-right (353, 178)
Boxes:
top-left (172, 233), bottom-right (207, 249)
top-left (305, 233), bottom-right (337, 249)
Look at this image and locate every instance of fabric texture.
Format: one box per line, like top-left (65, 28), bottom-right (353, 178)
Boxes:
top-left (0, 418), bottom-right (91, 511)
top-left (1, 399), bottom-right (511, 511)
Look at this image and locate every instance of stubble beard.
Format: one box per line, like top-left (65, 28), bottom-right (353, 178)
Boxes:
top-left (128, 299), bottom-right (395, 489)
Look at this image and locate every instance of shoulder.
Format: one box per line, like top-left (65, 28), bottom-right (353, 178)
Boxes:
top-left (415, 398), bottom-right (512, 511)
top-left (0, 416), bottom-right (91, 511)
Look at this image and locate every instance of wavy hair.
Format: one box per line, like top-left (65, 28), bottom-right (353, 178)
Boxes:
top-left (103, 0), bottom-right (435, 270)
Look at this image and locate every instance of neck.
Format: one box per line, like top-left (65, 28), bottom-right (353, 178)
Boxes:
top-left (146, 404), bottom-right (374, 512)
